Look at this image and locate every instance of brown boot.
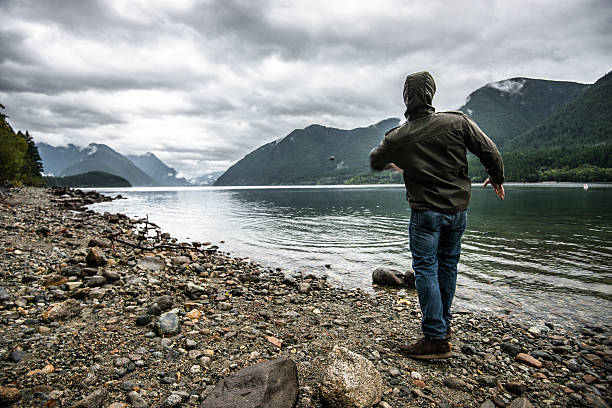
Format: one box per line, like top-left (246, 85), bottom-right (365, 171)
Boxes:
top-left (399, 338), bottom-right (451, 360)
top-left (446, 327), bottom-right (452, 340)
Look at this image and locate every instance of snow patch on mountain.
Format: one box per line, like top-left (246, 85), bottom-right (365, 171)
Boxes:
top-left (488, 79), bottom-right (525, 94)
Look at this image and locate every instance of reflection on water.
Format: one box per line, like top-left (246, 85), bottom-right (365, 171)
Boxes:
top-left (89, 184), bottom-right (612, 330)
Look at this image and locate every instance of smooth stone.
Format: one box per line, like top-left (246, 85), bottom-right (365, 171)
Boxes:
top-left (136, 315), bottom-right (151, 326)
top-left (85, 247), bottom-right (107, 267)
top-left (515, 353), bottom-right (543, 368)
top-left (201, 357), bottom-right (298, 408)
top-left (127, 391), bottom-right (149, 408)
top-left (70, 387), bottom-right (108, 408)
top-left (42, 298), bottom-right (81, 322)
top-left (298, 282), bottom-right (311, 294)
top-left (320, 346), bottom-right (382, 408)
top-left (443, 376), bottom-right (468, 390)
top-left (507, 397), bottom-right (533, 408)
top-left (8, 350), bottom-right (26, 362)
top-left (137, 257), bottom-right (165, 271)
top-left (371, 267), bottom-right (404, 287)
top-left (155, 312), bottom-right (181, 336)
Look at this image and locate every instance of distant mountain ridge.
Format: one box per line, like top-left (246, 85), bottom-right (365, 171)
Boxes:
top-left (38, 143), bottom-right (188, 187)
top-left (127, 152), bottom-right (191, 186)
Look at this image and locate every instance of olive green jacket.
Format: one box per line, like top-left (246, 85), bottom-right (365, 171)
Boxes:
top-left (370, 71), bottom-right (504, 212)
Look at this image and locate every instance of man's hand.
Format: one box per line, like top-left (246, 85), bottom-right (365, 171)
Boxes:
top-left (483, 178), bottom-right (505, 200)
top-left (384, 163), bottom-right (404, 173)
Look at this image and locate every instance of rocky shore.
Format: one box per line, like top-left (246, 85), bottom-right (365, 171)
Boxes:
top-left (0, 187), bottom-right (610, 408)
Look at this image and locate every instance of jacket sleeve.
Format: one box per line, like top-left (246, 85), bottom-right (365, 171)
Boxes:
top-left (463, 116), bottom-right (505, 184)
top-left (369, 128), bottom-right (397, 171)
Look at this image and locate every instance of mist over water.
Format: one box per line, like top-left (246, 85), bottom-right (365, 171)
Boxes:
top-left (89, 184), bottom-right (612, 331)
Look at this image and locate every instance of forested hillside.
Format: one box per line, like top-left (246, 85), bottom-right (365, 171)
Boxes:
top-left (44, 171), bottom-right (132, 188)
top-left (459, 78), bottom-right (588, 149)
top-left (0, 105), bottom-right (44, 186)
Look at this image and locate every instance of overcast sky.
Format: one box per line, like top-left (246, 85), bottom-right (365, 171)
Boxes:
top-left (1, 0), bottom-right (611, 178)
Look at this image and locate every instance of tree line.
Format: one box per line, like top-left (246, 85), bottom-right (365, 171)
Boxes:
top-left (0, 105), bottom-right (44, 186)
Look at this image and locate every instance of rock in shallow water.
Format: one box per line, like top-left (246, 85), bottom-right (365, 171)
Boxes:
top-left (320, 346), bottom-right (382, 408)
top-left (372, 267), bottom-right (404, 287)
top-left (201, 357), bottom-right (298, 408)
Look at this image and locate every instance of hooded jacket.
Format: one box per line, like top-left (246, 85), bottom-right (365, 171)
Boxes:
top-left (370, 71), bottom-right (504, 212)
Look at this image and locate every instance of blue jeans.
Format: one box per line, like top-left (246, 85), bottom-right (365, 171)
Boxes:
top-left (409, 209), bottom-right (467, 340)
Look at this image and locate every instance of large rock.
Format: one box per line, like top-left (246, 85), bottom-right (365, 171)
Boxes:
top-left (42, 298), bottom-right (82, 322)
top-left (137, 256), bottom-right (165, 271)
top-left (70, 387), bottom-right (108, 408)
top-left (154, 312), bottom-right (181, 336)
top-left (320, 346), bottom-right (382, 408)
top-left (372, 267), bottom-right (404, 287)
top-left (201, 357), bottom-right (298, 408)
top-left (85, 246), bottom-right (107, 267)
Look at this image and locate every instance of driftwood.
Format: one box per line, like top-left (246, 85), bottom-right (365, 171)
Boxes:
top-left (102, 214), bottom-right (217, 255)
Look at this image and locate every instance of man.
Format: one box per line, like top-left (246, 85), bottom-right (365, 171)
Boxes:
top-left (369, 71), bottom-right (505, 359)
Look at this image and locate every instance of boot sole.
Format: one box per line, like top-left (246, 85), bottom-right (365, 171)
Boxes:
top-left (402, 351), bottom-right (452, 359)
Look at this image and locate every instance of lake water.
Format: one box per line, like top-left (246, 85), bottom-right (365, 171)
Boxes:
top-left (88, 184), bottom-right (612, 331)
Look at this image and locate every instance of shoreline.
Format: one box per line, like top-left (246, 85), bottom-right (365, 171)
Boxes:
top-left (0, 187), bottom-right (610, 407)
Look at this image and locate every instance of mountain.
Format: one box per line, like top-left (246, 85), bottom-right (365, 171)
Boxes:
top-left (459, 78), bottom-right (588, 150)
top-left (38, 143), bottom-right (88, 176)
top-left (60, 144), bottom-right (157, 186)
top-left (214, 118), bottom-right (400, 186)
top-left (191, 171), bottom-right (224, 186)
top-left (127, 152), bottom-right (191, 186)
top-left (504, 71), bottom-right (612, 151)
top-left (38, 143), bottom-right (158, 186)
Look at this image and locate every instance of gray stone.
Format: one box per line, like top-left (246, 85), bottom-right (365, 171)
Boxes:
top-left (185, 283), bottom-right (206, 298)
top-left (161, 394), bottom-right (182, 408)
top-left (155, 296), bottom-right (174, 312)
top-left (507, 397), bottom-right (533, 408)
top-left (0, 287), bottom-right (9, 303)
top-left (372, 267), bottom-right (404, 287)
top-left (42, 298), bottom-right (81, 322)
top-left (64, 266), bottom-right (82, 277)
top-left (501, 342), bottom-right (521, 356)
top-left (155, 312), bottom-right (181, 336)
top-left (480, 400), bottom-right (495, 408)
top-left (70, 387), bottom-right (108, 408)
top-left (320, 346), bottom-right (382, 408)
top-left (127, 391), bottom-right (149, 408)
top-left (298, 282), bottom-right (311, 294)
top-left (87, 276), bottom-right (107, 287)
top-left (136, 315), bottom-right (151, 326)
top-left (102, 270), bottom-right (120, 282)
top-left (171, 256), bottom-right (190, 266)
top-left (85, 246), bottom-right (107, 267)
top-left (8, 350), bottom-right (26, 362)
top-left (201, 357), bottom-right (298, 408)
top-left (583, 392), bottom-right (608, 408)
top-left (137, 257), bottom-right (165, 271)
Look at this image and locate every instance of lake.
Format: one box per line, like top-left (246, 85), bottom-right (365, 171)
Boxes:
top-left (88, 184), bottom-right (612, 331)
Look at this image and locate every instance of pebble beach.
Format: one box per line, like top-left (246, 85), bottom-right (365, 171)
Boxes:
top-left (0, 187), bottom-right (610, 408)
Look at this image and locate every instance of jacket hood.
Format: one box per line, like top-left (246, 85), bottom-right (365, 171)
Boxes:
top-left (403, 71), bottom-right (436, 119)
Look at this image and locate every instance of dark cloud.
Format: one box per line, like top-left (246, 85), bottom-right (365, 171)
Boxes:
top-left (1, 0), bottom-right (610, 177)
